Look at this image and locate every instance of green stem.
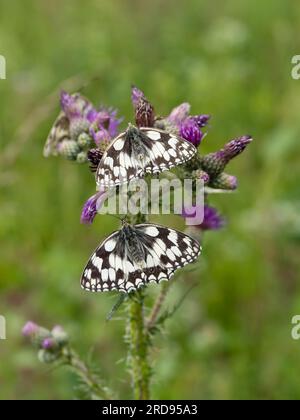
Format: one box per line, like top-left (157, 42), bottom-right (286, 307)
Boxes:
top-left (63, 348), bottom-right (113, 400)
top-left (126, 290), bottom-right (151, 400)
top-left (146, 282), bottom-right (170, 332)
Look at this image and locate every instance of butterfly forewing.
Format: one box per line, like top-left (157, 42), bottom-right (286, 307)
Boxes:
top-left (96, 127), bottom-right (197, 188)
top-left (81, 223), bottom-right (201, 293)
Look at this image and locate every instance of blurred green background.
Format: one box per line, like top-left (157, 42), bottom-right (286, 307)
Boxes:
top-left (1, 0), bottom-right (300, 400)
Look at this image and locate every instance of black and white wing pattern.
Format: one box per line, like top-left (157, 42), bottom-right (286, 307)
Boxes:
top-left (96, 127), bottom-right (197, 188)
top-left (43, 93), bottom-right (91, 157)
top-left (43, 111), bottom-right (70, 157)
top-left (81, 223), bottom-right (201, 293)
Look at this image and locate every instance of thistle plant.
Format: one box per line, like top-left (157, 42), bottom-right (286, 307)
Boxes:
top-left (23, 85), bottom-right (252, 400)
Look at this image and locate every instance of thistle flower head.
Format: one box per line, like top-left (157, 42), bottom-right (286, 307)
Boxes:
top-left (60, 91), bottom-right (80, 118)
top-left (135, 97), bottom-right (155, 127)
top-left (168, 103), bottom-right (191, 126)
top-left (182, 204), bottom-right (225, 231)
top-left (194, 114), bottom-right (211, 128)
top-left (131, 85), bottom-right (145, 107)
top-left (42, 337), bottom-right (57, 350)
top-left (218, 135), bottom-right (253, 163)
top-left (201, 205), bottom-right (225, 230)
top-left (164, 104), bottom-right (209, 145)
top-left (60, 91), bottom-right (93, 120)
top-left (131, 86), bottom-right (155, 127)
top-left (22, 321), bottom-right (39, 338)
top-left (88, 108), bottom-right (122, 146)
top-left (180, 117), bottom-right (204, 146)
top-left (80, 190), bottom-right (108, 224)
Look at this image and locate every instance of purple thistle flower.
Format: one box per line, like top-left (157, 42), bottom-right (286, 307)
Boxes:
top-left (217, 135), bottom-right (253, 164)
top-left (194, 114), bottom-right (211, 128)
top-left (182, 205), bottom-right (225, 230)
top-left (168, 103), bottom-right (191, 127)
top-left (201, 205), bottom-right (225, 230)
top-left (180, 117), bottom-right (204, 147)
top-left (60, 91), bottom-right (78, 116)
top-left (22, 321), bottom-right (39, 337)
top-left (88, 108), bottom-right (122, 146)
top-left (89, 127), bottom-right (111, 145)
top-left (42, 337), bottom-right (56, 350)
top-left (80, 190), bottom-right (108, 224)
top-left (60, 91), bottom-right (90, 119)
top-left (131, 85), bottom-right (145, 107)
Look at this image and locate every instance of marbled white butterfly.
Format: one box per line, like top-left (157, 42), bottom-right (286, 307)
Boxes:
top-left (96, 124), bottom-right (197, 188)
top-left (43, 93), bottom-right (91, 157)
top-left (81, 222), bottom-right (201, 293)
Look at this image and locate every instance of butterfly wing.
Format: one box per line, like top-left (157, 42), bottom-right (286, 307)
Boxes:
top-left (96, 131), bottom-right (149, 188)
top-left (81, 223), bottom-right (201, 293)
top-left (43, 93), bottom-right (92, 157)
top-left (96, 128), bottom-right (196, 188)
top-left (133, 223), bottom-right (201, 283)
top-left (139, 128), bottom-right (197, 175)
top-left (81, 229), bottom-right (126, 292)
top-left (43, 111), bottom-right (70, 157)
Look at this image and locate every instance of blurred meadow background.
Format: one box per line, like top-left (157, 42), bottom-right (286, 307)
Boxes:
top-left (1, 0), bottom-right (300, 400)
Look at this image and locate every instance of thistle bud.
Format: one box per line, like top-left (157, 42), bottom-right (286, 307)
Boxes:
top-left (69, 117), bottom-right (90, 140)
top-left (38, 349), bottom-right (59, 364)
top-left (42, 337), bottom-right (59, 351)
top-left (22, 321), bottom-right (39, 338)
top-left (135, 97), bottom-right (155, 127)
top-left (76, 151), bottom-right (88, 163)
top-left (22, 321), bottom-right (52, 348)
top-left (199, 135), bottom-right (252, 178)
top-left (131, 85), bottom-right (145, 107)
top-left (58, 140), bottom-right (81, 161)
top-left (77, 132), bottom-right (93, 149)
top-left (51, 325), bottom-right (69, 346)
top-left (192, 169), bottom-right (210, 184)
top-left (210, 173), bottom-right (238, 190)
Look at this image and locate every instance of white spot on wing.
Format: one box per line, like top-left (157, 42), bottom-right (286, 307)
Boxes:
top-left (104, 238), bottom-right (116, 252)
top-left (146, 130), bottom-right (161, 140)
top-left (113, 138), bottom-right (124, 151)
top-left (144, 226), bottom-right (159, 237)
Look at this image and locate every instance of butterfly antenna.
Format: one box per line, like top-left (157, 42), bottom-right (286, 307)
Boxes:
top-left (108, 214), bottom-right (128, 226)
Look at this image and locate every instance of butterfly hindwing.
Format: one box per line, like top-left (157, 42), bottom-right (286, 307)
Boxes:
top-left (81, 230), bottom-right (124, 292)
top-left (43, 93), bottom-right (91, 157)
top-left (81, 223), bottom-right (201, 293)
top-left (96, 127), bottom-right (197, 188)
top-left (43, 111), bottom-right (70, 157)
top-left (140, 128), bottom-right (196, 175)
top-left (134, 223), bottom-right (201, 271)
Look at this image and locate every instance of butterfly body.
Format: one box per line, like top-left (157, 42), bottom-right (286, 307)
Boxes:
top-left (96, 125), bottom-right (197, 188)
top-left (81, 223), bottom-right (201, 293)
